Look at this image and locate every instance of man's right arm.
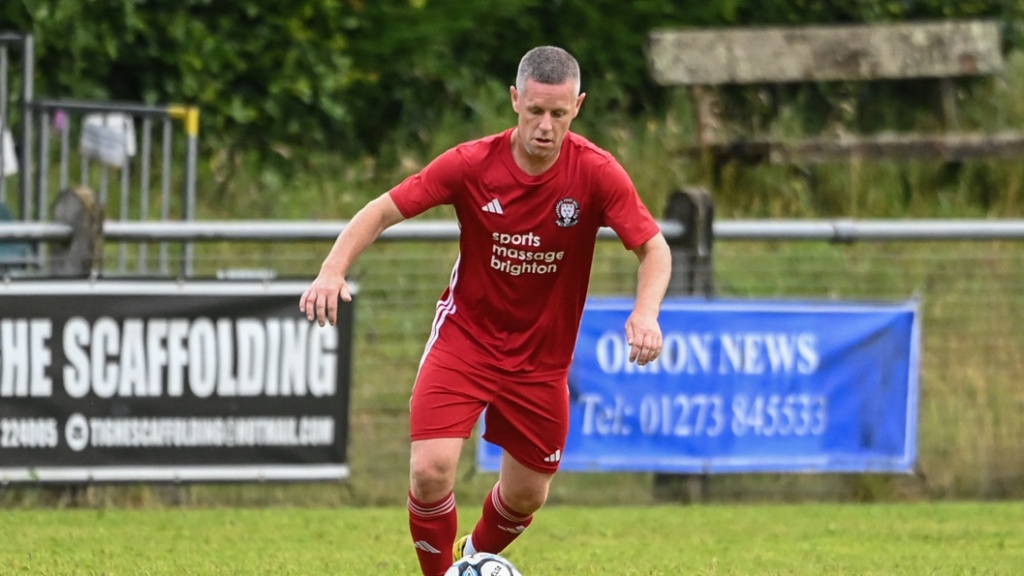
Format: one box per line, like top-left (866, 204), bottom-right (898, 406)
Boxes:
top-left (299, 193), bottom-right (406, 326)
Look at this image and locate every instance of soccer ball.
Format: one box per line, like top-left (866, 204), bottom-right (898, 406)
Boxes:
top-left (444, 552), bottom-right (523, 576)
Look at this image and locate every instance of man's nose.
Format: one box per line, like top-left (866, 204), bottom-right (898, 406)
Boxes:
top-left (539, 113), bottom-right (553, 131)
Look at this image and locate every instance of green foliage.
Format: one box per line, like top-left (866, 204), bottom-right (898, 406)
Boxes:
top-left (1, 0), bottom-right (362, 155)
top-left (0, 0), bottom-right (1007, 156)
top-left (4, 0), bottom-right (1015, 159)
top-left (1, 0), bottom-right (1023, 206)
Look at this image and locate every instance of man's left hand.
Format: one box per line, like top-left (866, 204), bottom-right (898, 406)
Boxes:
top-left (625, 312), bottom-right (662, 366)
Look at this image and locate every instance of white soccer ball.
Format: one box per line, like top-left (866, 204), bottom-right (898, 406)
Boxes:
top-left (444, 552), bottom-right (523, 576)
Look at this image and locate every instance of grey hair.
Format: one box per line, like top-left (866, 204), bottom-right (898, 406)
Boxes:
top-left (515, 46), bottom-right (581, 96)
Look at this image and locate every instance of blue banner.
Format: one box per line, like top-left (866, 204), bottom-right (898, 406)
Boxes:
top-left (478, 298), bottom-right (920, 474)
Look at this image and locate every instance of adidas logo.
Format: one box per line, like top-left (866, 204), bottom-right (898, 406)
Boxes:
top-left (499, 525), bottom-right (527, 534)
top-left (413, 540), bottom-right (442, 554)
top-left (543, 449), bottom-right (561, 463)
top-left (481, 198), bottom-right (504, 214)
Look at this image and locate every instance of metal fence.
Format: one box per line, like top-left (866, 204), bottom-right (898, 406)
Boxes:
top-left (343, 222), bottom-right (1024, 503)
top-left (28, 99), bottom-right (200, 275)
top-left (0, 32), bottom-right (200, 276)
top-left (5, 217), bottom-right (1019, 503)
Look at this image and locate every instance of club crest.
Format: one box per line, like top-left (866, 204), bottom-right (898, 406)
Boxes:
top-left (554, 198), bottom-right (580, 227)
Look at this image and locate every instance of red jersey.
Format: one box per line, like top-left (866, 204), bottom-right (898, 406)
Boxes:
top-left (388, 128), bottom-right (660, 380)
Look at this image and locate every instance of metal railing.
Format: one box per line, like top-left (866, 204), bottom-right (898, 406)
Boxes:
top-left (137, 218), bottom-right (1024, 242)
top-left (4, 218), bottom-right (1024, 244)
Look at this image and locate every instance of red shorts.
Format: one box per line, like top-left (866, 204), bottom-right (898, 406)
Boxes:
top-left (409, 348), bottom-right (570, 474)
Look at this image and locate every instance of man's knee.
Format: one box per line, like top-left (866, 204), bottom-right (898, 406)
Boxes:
top-left (409, 439), bottom-right (462, 501)
top-left (410, 457), bottom-right (454, 491)
top-left (499, 480), bottom-right (549, 515)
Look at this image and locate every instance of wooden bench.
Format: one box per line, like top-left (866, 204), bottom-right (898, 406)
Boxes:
top-left (645, 20), bottom-right (1024, 165)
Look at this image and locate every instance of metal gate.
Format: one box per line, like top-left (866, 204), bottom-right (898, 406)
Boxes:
top-left (0, 31), bottom-right (199, 276)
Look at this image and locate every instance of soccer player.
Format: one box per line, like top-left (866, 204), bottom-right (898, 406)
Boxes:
top-left (300, 45), bottom-right (671, 576)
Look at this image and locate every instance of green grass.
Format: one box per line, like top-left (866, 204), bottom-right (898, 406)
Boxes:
top-left (1, 502), bottom-right (1021, 575)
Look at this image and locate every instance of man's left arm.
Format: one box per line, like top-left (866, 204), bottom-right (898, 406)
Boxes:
top-left (627, 232), bottom-right (672, 366)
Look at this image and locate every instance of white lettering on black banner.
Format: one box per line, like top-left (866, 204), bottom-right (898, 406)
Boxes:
top-left (58, 316), bottom-right (337, 398)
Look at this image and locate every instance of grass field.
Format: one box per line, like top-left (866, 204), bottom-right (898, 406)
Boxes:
top-left (2, 501), bottom-right (1021, 575)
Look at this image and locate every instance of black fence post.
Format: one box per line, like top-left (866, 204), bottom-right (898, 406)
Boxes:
top-left (50, 186), bottom-right (103, 277)
top-left (664, 187), bottom-right (714, 297)
top-left (653, 187), bottom-right (715, 503)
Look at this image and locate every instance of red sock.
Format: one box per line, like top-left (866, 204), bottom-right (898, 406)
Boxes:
top-left (408, 491), bottom-right (458, 576)
top-left (470, 482), bottom-right (534, 554)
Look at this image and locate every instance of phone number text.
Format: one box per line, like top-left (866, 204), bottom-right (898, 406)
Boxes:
top-left (577, 393), bottom-right (827, 438)
top-left (1, 418), bottom-right (59, 448)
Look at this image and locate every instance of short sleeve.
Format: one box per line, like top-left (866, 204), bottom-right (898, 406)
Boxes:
top-left (388, 147), bottom-right (465, 219)
top-left (597, 160), bottom-right (661, 250)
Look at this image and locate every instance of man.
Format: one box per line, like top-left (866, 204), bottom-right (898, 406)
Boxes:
top-left (300, 45), bottom-right (671, 576)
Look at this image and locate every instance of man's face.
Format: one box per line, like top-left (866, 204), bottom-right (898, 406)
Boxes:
top-left (511, 78), bottom-right (585, 161)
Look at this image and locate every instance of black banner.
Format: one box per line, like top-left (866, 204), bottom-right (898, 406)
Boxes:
top-left (0, 280), bottom-right (352, 483)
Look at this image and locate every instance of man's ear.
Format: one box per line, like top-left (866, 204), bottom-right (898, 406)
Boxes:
top-left (574, 92), bottom-right (587, 116)
top-left (510, 85), bottom-right (520, 113)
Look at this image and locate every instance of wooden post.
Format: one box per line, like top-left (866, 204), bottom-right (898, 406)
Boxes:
top-left (939, 78), bottom-right (960, 131)
top-left (653, 187), bottom-right (715, 503)
top-left (49, 186), bottom-right (103, 277)
top-left (689, 85), bottom-right (727, 177)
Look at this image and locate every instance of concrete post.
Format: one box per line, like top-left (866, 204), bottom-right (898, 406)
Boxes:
top-left (49, 186), bottom-right (103, 277)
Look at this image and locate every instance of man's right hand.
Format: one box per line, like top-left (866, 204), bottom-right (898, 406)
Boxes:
top-left (298, 193), bottom-right (405, 327)
top-left (299, 271), bottom-right (352, 327)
